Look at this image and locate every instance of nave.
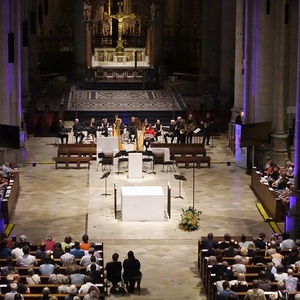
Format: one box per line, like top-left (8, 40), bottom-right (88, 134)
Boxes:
top-left (9, 134), bottom-right (273, 299)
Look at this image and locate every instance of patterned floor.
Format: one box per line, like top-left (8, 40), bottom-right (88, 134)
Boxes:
top-left (67, 85), bottom-right (184, 111)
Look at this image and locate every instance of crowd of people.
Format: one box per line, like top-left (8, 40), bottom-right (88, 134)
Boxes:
top-left (260, 156), bottom-right (295, 209)
top-left (0, 162), bottom-right (20, 200)
top-left (0, 233), bottom-right (142, 299)
top-left (57, 112), bottom-right (216, 147)
top-left (201, 232), bottom-right (300, 300)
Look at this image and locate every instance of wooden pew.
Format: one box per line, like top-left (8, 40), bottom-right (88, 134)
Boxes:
top-left (250, 167), bottom-right (283, 221)
top-left (27, 243), bottom-right (103, 252)
top-left (1, 173), bottom-right (20, 224)
top-left (54, 156), bottom-right (91, 169)
top-left (16, 266), bottom-right (91, 276)
top-left (237, 292), bottom-right (299, 300)
top-left (151, 143), bottom-right (210, 169)
top-left (53, 143), bottom-right (97, 169)
top-left (57, 144), bottom-right (96, 160)
top-left (0, 293), bottom-right (105, 300)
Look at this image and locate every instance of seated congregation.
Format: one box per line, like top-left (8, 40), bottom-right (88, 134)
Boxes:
top-left (0, 233), bottom-right (142, 299)
top-left (199, 232), bottom-right (300, 300)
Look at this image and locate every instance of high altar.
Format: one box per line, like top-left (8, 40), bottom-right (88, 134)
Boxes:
top-left (83, 0), bottom-right (157, 84)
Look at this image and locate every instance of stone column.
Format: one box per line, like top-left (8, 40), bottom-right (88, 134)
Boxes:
top-left (231, 0), bottom-right (244, 123)
top-left (243, 0), bottom-right (255, 123)
top-left (270, 1), bottom-right (289, 164)
top-left (21, 2), bottom-right (31, 112)
top-left (71, 0), bottom-right (86, 80)
top-left (28, 0), bottom-right (40, 105)
top-left (0, 0), bottom-right (13, 125)
top-left (219, 0), bottom-right (235, 98)
top-left (153, 0), bottom-right (165, 68)
top-left (207, 0), bottom-right (221, 93)
top-left (0, 0), bottom-right (24, 163)
top-left (198, 1), bottom-right (210, 91)
top-left (285, 0), bottom-right (300, 240)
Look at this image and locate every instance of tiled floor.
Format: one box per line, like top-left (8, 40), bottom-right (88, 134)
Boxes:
top-left (10, 134), bottom-right (274, 299)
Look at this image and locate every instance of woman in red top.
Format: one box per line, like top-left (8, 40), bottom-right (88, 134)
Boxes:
top-left (144, 125), bottom-right (156, 150)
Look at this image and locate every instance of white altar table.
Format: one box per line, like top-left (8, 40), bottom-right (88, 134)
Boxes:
top-left (121, 186), bottom-right (164, 221)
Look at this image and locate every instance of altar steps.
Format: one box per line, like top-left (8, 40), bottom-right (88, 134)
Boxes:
top-left (80, 78), bottom-right (160, 90)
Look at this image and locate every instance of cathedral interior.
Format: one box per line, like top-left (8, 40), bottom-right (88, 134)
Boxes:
top-left (0, 0), bottom-right (300, 298)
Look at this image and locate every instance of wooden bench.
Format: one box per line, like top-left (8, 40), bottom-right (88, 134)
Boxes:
top-left (250, 167), bottom-right (284, 221)
top-left (53, 156), bottom-right (91, 169)
top-left (151, 143), bottom-right (210, 168)
top-left (0, 294), bottom-right (105, 300)
top-left (1, 173), bottom-right (20, 224)
top-left (175, 155), bottom-right (211, 168)
top-left (57, 144), bottom-right (96, 161)
top-left (16, 266), bottom-right (92, 275)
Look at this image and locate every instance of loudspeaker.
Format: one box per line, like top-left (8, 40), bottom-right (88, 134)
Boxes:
top-left (38, 4), bottom-right (43, 25)
top-left (284, 4), bottom-right (289, 24)
top-left (30, 11), bottom-right (36, 34)
top-left (266, 0), bottom-right (270, 14)
top-left (22, 21), bottom-right (28, 47)
top-left (8, 32), bottom-right (14, 63)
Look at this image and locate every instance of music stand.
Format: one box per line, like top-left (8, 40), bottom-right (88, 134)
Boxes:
top-left (100, 171), bottom-right (111, 197)
top-left (174, 174), bottom-right (186, 199)
top-left (114, 152), bottom-right (123, 174)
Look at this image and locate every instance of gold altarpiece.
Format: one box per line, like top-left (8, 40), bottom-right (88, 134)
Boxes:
top-left (87, 0), bottom-right (150, 72)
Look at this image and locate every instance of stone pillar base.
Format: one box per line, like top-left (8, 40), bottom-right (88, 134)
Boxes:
top-left (270, 132), bottom-right (289, 166)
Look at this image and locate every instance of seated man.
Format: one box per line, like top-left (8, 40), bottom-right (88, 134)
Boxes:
top-left (164, 119), bottom-right (176, 143)
top-left (72, 118), bottom-right (85, 143)
top-left (1, 162), bottom-right (20, 179)
top-left (128, 117), bottom-right (137, 143)
top-left (105, 253), bottom-right (122, 292)
top-left (143, 125), bottom-right (156, 150)
top-left (0, 171), bottom-right (8, 197)
top-left (154, 119), bottom-right (163, 142)
top-left (57, 119), bottom-right (68, 144)
top-left (123, 250), bottom-right (142, 293)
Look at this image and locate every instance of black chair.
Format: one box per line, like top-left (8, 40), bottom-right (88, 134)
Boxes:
top-left (123, 270), bottom-right (142, 294)
top-left (115, 150), bottom-right (129, 174)
top-left (162, 154), bottom-right (176, 173)
top-left (105, 261), bottom-right (125, 295)
top-left (142, 151), bottom-right (155, 174)
top-left (96, 152), bottom-right (113, 171)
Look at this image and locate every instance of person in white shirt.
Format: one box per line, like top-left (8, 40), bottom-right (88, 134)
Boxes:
top-left (11, 242), bottom-right (24, 259)
top-left (275, 265), bottom-right (288, 282)
top-left (16, 246), bottom-right (37, 267)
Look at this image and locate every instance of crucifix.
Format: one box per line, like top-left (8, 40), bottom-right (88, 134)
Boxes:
top-left (104, 1), bottom-right (136, 55)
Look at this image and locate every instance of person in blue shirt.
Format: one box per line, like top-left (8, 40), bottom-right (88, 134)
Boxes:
top-left (218, 281), bottom-right (238, 300)
top-left (70, 241), bottom-right (85, 258)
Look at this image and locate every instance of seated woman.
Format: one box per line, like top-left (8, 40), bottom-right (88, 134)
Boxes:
top-left (231, 273), bottom-right (248, 292)
top-left (143, 125), bottom-right (156, 150)
top-left (100, 118), bottom-right (109, 137)
top-left (123, 251), bottom-right (142, 293)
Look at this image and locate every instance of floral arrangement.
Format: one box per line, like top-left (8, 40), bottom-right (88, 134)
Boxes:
top-left (179, 206), bottom-right (202, 232)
